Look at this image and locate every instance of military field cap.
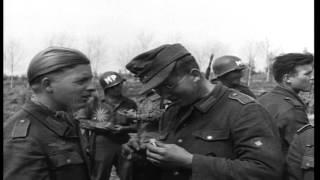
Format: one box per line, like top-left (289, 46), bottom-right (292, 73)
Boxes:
top-left (99, 71), bottom-right (125, 90)
top-left (126, 43), bottom-right (191, 94)
top-left (212, 55), bottom-right (245, 78)
top-left (27, 47), bottom-right (90, 84)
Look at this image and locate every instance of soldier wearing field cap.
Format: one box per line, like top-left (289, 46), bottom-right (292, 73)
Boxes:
top-left (257, 53), bottom-right (314, 156)
top-left (211, 55), bottom-right (256, 98)
top-left (4, 47), bottom-right (95, 180)
top-left (123, 43), bottom-right (284, 180)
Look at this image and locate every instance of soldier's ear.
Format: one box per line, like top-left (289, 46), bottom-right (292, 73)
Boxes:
top-left (190, 68), bottom-right (201, 82)
top-left (283, 74), bottom-right (292, 84)
top-left (40, 77), bottom-right (54, 93)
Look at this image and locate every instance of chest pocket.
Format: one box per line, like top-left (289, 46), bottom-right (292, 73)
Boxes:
top-left (301, 145), bottom-right (314, 169)
top-left (49, 150), bottom-right (84, 169)
top-left (192, 129), bottom-right (232, 157)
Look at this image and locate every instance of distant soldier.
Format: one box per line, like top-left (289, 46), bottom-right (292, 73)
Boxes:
top-left (258, 53), bottom-right (313, 155)
top-left (75, 71), bottom-right (138, 180)
top-left (211, 55), bottom-right (256, 98)
top-left (286, 124), bottom-right (314, 180)
top-left (123, 43), bottom-right (283, 180)
top-left (4, 47), bottom-right (95, 180)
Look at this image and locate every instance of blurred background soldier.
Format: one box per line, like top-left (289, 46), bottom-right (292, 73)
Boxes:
top-left (4, 47), bottom-right (95, 180)
top-left (75, 71), bottom-right (137, 180)
top-left (123, 43), bottom-right (283, 180)
top-left (286, 124), bottom-right (314, 180)
top-left (257, 53), bottom-right (314, 155)
top-left (211, 55), bottom-right (256, 98)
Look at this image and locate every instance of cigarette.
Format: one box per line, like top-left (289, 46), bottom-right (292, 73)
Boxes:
top-left (149, 138), bottom-right (157, 146)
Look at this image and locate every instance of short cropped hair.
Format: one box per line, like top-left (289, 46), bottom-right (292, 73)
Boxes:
top-left (30, 64), bottom-right (79, 93)
top-left (272, 53), bottom-right (313, 83)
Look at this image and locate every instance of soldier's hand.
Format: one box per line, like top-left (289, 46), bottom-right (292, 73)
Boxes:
top-left (121, 135), bottom-right (146, 159)
top-left (146, 141), bottom-right (193, 169)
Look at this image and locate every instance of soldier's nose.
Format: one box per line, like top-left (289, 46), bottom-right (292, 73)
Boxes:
top-left (87, 79), bottom-right (96, 92)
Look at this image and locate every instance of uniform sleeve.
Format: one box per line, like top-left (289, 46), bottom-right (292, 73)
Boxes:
top-left (4, 137), bottom-right (49, 180)
top-left (286, 134), bottom-right (303, 180)
top-left (277, 108), bottom-right (309, 153)
top-left (191, 103), bottom-right (284, 180)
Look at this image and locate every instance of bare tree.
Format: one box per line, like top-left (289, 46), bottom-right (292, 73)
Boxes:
top-left (189, 41), bottom-right (229, 74)
top-left (4, 39), bottom-right (24, 88)
top-left (137, 32), bottom-right (154, 51)
top-left (84, 36), bottom-right (107, 77)
top-left (45, 33), bottom-right (76, 47)
top-left (243, 41), bottom-right (260, 86)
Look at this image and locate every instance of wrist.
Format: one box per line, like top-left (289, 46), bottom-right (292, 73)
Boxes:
top-left (183, 153), bottom-right (193, 169)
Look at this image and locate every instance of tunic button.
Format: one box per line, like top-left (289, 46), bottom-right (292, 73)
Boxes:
top-left (173, 171), bottom-right (179, 175)
top-left (177, 139), bottom-right (183, 143)
top-left (20, 120), bottom-right (25, 123)
top-left (66, 159), bottom-right (71, 163)
top-left (207, 136), bottom-right (213, 140)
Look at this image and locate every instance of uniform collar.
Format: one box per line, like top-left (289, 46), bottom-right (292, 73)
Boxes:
top-left (272, 85), bottom-right (306, 106)
top-left (194, 83), bottom-right (228, 113)
top-left (23, 101), bottom-right (76, 137)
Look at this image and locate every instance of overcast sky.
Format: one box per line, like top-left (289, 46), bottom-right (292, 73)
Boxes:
top-left (4, 0), bottom-right (314, 75)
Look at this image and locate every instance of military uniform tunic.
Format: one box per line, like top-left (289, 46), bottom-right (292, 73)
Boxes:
top-left (211, 80), bottom-right (256, 98)
top-left (137, 83), bottom-right (284, 180)
top-left (286, 124), bottom-right (314, 180)
top-left (258, 85), bottom-right (309, 154)
top-left (76, 96), bottom-right (138, 180)
top-left (3, 101), bottom-right (90, 180)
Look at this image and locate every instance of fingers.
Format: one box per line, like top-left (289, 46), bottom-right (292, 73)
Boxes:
top-left (146, 148), bottom-right (164, 160)
top-left (154, 141), bottom-right (167, 148)
top-left (128, 138), bottom-right (142, 151)
top-left (146, 143), bottom-right (166, 155)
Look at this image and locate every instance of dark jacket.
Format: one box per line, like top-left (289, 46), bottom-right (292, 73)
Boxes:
top-left (257, 85), bottom-right (309, 154)
top-left (76, 96), bottom-right (137, 180)
top-left (3, 101), bottom-right (90, 180)
top-left (286, 124), bottom-right (314, 180)
top-left (229, 83), bottom-right (256, 98)
top-left (135, 83), bottom-right (284, 180)
top-left (211, 80), bottom-right (256, 98)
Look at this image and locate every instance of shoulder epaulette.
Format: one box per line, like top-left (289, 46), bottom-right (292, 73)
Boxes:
top-left (11, 119), bottom-right (31, 138)
top-left (297, 124), bottom-right (313, 134)
top-left (284, 97), bottom-right (303, 107)
top-left (228, 91), bottom-right (254, 105)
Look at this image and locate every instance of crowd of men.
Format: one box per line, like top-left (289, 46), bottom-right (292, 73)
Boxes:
top-left (4, 43), bottom-right (314, 180)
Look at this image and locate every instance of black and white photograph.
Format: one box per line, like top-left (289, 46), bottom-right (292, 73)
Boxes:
top-left (4, 0), bottom-right (314, 180)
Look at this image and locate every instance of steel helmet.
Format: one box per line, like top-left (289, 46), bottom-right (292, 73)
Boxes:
top-left (212, 55), bottom-right (246, 77)
top-left (99, 71), bottom-right (125, 90)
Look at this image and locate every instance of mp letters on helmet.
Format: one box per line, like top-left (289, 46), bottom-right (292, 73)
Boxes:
top-left (104, 75), bottom-right (117, 85)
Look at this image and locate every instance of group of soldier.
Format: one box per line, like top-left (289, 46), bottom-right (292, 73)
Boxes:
top-left (4, 43), bottom-right (314, 180)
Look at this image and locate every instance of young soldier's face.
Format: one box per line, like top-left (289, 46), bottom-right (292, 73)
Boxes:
top-left (50, 64), bottom-right (95, 112)
top-left (289, 64), bottom-right (313, 92)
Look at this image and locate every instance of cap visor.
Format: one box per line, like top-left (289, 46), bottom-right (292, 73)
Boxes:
top-left (139, 62), bottom-right (175, 95)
